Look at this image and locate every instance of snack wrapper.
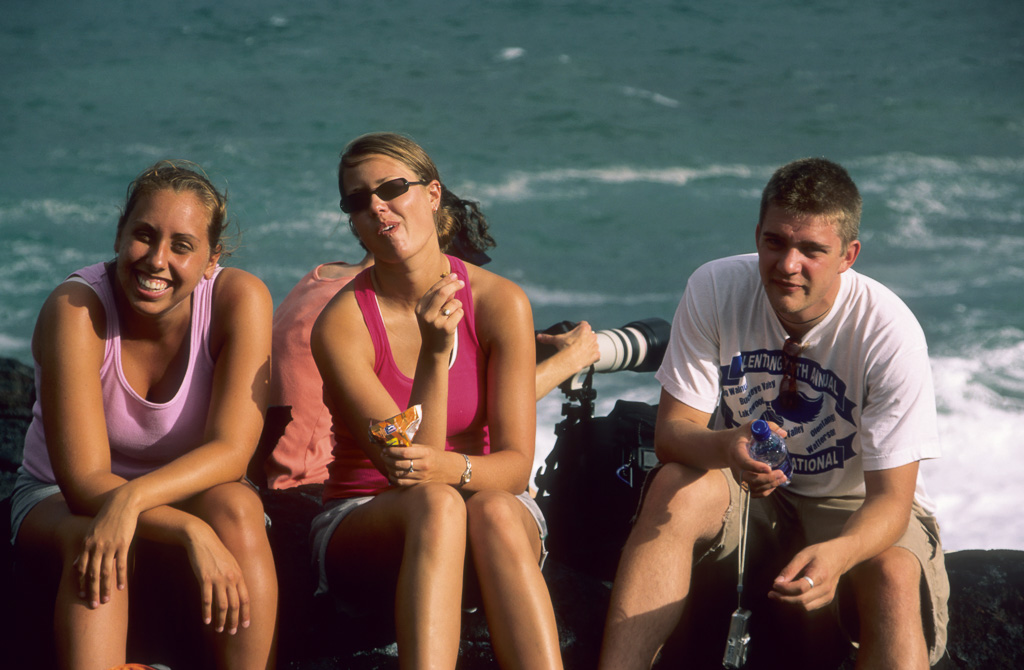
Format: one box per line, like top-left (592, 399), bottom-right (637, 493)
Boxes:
top-left (369, 404), bottom-right (423, 449)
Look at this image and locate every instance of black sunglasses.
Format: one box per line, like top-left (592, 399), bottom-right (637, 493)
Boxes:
top-left (777, 337), bottom-right (803, 410)
top-left (340, 178), bottom-right (428, 214)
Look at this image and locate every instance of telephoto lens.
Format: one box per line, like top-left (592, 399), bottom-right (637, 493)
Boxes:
top-left (537, 317), bottom-right (671, 392)
top-left (591, 318), bottom-right (671, 374)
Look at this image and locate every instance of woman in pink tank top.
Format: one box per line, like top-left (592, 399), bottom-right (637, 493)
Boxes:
top-left (311, 133), bottom-right (563, 668)
top-left (12, 161), bottom-right (277, 669)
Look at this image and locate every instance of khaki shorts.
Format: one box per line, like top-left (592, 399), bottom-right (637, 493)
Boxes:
top-left (701, 469), bottom-right (949, 665)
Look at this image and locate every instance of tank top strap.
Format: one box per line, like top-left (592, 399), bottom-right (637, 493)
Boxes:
top-left (191, 266), bottom-right (222, 369)
top-left (353, 268), bottom-right (392, 376)
top-left (64, 262), bottom-right (119, 373)
top-left (445, 255), bottom-right (479, 350)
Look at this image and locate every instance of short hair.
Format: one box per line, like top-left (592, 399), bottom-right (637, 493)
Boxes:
top-left (758, 157), bottom-right (861, 249)
top-left (338, 132), bottom-right (494, 257)
top-left (118, 159), bottom-right (232, 256)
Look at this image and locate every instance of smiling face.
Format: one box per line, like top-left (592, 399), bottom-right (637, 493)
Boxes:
top-left (113, 188), bottom-right (220, 321)
top-left (756, 205), bottom-right (860, 335)
top-left (341, 154), bottom-right (442, 263)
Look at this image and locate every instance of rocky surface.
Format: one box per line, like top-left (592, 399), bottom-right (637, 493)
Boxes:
top-left (1, 356), bottom-right (1021, 668)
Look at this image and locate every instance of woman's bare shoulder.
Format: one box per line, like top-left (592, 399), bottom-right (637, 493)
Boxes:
top-left (212, 266), bottom-right (271, 304)
top-left (465, 264), bottom-right (527, 302)
top-left (32, 279), bottom-right (106, 364)
top-left (465, 264), bottom-right (532, 334)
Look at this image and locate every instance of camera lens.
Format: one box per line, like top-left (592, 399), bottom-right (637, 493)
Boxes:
top-left (592, 317), bottom-right (670, 374)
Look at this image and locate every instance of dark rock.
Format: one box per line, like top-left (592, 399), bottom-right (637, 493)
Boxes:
top-left (1, 356), bottom-right (1022, 669)
top-left (0, 357), bottom-right (33, 500)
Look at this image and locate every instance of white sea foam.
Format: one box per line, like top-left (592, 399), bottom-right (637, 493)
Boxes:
top-left (522, 283), bottom-right (675, 308)
top-left (497, 47), bottom-right (525, 61)
top-left (925, 350), bottom-right (1022, 550)
top-left (621, 86), bottom-right (680, 108)
top-left (0, 198), bottom-right (110, 226)
top-left (0, 333), bottom-right (30, 356)
top-left (462, 163), bottom-right (757, 204)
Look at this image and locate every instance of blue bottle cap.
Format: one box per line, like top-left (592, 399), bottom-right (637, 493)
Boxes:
top-left (751, 419), bottom-right (771, 440)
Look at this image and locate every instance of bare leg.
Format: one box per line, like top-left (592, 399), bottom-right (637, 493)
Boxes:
top-left (598, 464), bottom-right (731, 670)
top-left (325, 483), bottom-right (468, 670)
top-left (16, 493), bottom-right (130, 670)
top-left (466, 490), bottom-right (562, 670)
top-left (183, 482), bottom-right (279, 670)
top-left (850, 546), bottom-right (929, 670)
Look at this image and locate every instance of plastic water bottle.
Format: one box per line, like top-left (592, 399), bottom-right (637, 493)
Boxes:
top-left (749, 419), bottom-right (792, 484)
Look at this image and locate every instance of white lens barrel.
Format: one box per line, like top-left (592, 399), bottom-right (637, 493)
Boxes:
top-left (593, 326), bottom-right (649, 373)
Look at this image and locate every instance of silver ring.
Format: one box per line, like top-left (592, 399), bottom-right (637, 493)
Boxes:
top-left (408, 463), bottom-right (415, 474)
top-left (442, 308), bottom-right (451, 316)
top-left (803, 575), bottom-right (815, 588)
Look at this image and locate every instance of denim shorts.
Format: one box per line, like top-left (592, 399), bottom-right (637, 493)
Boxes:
top-left (8, 468), bottom-right (61, 544)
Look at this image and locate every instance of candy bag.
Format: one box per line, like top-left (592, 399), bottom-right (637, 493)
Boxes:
top-left (369, 404), bottom-right (423, 449)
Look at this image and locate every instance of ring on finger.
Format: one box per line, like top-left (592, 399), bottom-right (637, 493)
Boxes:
top-left (802, 575), bottom-right (815, 588)
top-left (442, 308), bottom-right (451, 316)
top-left (408, 462), bottom-right (415, 474)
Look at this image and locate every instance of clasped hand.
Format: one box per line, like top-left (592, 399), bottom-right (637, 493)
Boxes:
top-left (382, 444), bottom-right (442, 486)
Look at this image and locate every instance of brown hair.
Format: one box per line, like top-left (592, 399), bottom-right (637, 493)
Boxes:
top-left (118, 159), bottom-right (233, 256)
top-left (758, 157), bottom-right (861, 250)
top-left (338, 132), bottom-right (495, 256)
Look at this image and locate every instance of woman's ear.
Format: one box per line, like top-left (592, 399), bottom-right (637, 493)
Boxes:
top-left (204, 247), bottom-right (222, 279)
top-left (429, 180), bottom-right (442, 212)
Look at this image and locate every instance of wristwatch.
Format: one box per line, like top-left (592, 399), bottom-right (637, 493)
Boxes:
top-left (458, 453), bottom-right (472, 487)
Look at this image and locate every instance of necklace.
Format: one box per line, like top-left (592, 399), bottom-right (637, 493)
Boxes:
top-left (777, 302), bottom-right (834, 327)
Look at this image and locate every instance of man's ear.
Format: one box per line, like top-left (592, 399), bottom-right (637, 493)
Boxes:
top-left (840, 239), bottom-right (861, 273)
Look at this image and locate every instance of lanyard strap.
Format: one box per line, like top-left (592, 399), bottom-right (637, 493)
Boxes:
top-left (736, 485), bottom-right (751, 609)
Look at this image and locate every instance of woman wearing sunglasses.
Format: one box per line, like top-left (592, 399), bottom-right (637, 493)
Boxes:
top-left (309, 133), bottom-right (563, 668)
top-left (9, 161), bottom-right (278, 669)
top-left (265, 174), bottom-right (598, 492)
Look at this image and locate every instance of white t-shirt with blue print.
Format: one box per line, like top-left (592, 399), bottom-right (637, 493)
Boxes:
top-left (656, 254), bottom-right (940, 514)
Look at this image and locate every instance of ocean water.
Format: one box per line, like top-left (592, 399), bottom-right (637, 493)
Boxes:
top-left (1, 0), bottom-right (1022, 551)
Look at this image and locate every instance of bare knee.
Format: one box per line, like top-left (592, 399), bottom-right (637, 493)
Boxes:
top-left (191, 483), bottom-right (269, 551)
top-left (465, 490), bottom-right (529, 553)
top-left (403, 482), bottom-right (467, 541)
top-left (851, 546), bottom-right (922, 597)
top-left (632, 463), bottom-right (729, 541)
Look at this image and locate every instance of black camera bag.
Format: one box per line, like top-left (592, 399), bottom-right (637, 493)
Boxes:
top-left (535, 399), bottom-right (659, 582)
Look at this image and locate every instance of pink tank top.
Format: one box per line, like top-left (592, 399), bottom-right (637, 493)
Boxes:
top-left (323, 256), bottom-right (489, 500)
top-left (21, 262), bottom-right (221, 483)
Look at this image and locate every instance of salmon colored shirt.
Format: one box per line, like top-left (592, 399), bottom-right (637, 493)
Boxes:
top-left (266, 262), bottom-right (358, 489)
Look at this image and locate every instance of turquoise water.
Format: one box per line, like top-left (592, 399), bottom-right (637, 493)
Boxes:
top-left (2, 0), bottom-right (1022, 549)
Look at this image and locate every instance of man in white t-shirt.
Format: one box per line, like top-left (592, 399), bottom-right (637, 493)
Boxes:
top-left (598, 158), bottom-right (949, 668)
